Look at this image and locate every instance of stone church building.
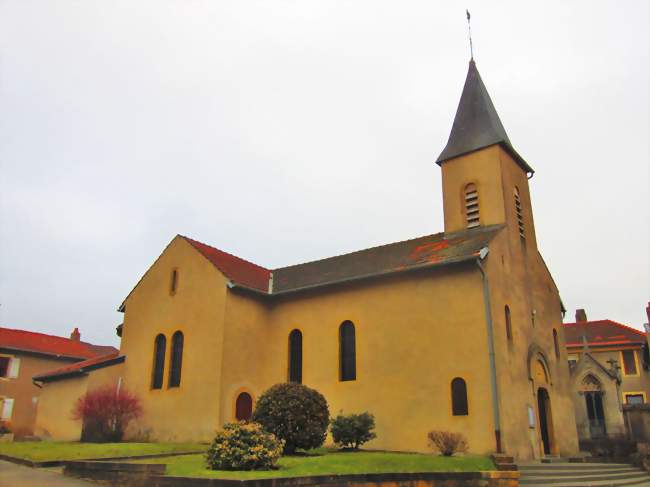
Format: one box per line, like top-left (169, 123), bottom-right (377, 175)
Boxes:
top-left (34, 60), bottom-right (580, 460)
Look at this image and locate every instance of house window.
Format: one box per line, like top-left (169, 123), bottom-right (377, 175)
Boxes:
top-left (553, 329), bottom-right (560, 359)
top-left (505, 305), bottom-right (512, 342)
top-left (451, 378), bottom-right (468, 416)
top-left (288, 329), bottom-right (303, 384)
top-left (514, 187), bottom-right (525, 239)
top-left (170, 269), bottom-right (178, 295)
top-left (464, 183), bottom-right (480, 229)
top-left (622, 350), bottom-right (638, 376)
top-left (339, 321), bottom-right (356, 381)
top-left (151, 334), bottom-right (166, 389)
top-left (0, 357), bottom-right (10, 378)
top-left (169, 331), bottom-right (184, 388)
top-left (235, 392), bottom-right (253, 421)
top-left (0, 398), bottom-right (14, 421)
top-left (625, 393), bottom-right (646, 405)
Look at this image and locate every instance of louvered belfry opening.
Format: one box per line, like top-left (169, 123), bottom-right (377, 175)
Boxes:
top-left (464, 183), bottom-right (480, 228)
top-left (514, 187), bottom-right (525, 239)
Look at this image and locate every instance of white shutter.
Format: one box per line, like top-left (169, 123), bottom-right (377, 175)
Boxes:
top-left (8, 358), bottom-right (20, 378)
top-left (1, 398), bottom-right (14, 420)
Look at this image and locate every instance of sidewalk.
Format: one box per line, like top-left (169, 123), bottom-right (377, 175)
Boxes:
top-left (0, 460), bottom-right (99, 486)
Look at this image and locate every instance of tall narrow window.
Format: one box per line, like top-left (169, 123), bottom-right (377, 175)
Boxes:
top-left (464, 183), bottom-right (480, 229)
top-left (451, 378), bottom-right (468, 416)
top-left (152, 334), bottom-right (166, 389)
top-left (170, 268), bottom-right (178, 295)
top-left (235, 392), bottom-right (253, 421)
top-left (622, 350), bottom-right (638, 376)
top-left (169, 331), bottom-right (184, 387)
top-left (339, 321), bottom-right (356, 381)
top-left (288, 329), bottom-right (302, 384)
top-left (514, 187), bottom-right (525, 239)
top-left (505, 305), bottom-right (513, 342)
top-left (553, 329), bottom-right (560, 359)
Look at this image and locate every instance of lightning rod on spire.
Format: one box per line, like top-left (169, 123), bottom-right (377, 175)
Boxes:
top-left (466, 9), bottom-right (474, 60)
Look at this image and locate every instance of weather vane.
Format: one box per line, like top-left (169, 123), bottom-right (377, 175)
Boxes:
top-left (466, 9), bottom-right (474, 60)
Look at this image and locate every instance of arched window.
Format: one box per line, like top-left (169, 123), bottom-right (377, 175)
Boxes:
top-left (151, 334), bottom-right (166, 389)
top-left (339, 321), bottom-right (356, 381)
top-left (553, 329), bottom-right (560, 359)
top-left (464, 183), bottom-right (480, 229)
top-left (170, 268), bottom-right (178, 295)
top-left (505, 305), bottom-right (513, 342)
top-left (235, 392), bottom-right (253, 421)
top-left (514, 187), bottom-right (525, 239)
top-left (451, 378), bottom-right (468, 416)
top-left (288, 329), bottom-right (302, 384)
top-left (169, 331), bottom-right (184, 388)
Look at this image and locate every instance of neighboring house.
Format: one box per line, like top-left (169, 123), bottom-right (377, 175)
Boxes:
top-left (31, 60), bottom-right (580, 460)
top-left (564, 309), bottom-right (650, 442)
top-left (0, 327), bottom-right (117, 438)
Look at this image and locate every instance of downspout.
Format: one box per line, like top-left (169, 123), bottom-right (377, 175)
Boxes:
top-left (476, 247), bottom-right (502, 453)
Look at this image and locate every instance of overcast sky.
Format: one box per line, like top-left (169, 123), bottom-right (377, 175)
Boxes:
top-left (1, 1), bottom-right (648, 348)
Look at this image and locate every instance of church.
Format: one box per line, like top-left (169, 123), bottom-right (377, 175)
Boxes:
top-left (34, 59), bottom-right (580, 461)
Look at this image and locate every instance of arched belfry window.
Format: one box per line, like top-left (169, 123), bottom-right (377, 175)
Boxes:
top-left (553, 329), bottom-right (560, 359)
top-left (151, 334), bottom-right (166, 389)
top-left (169, 331), bottom-right (184, 388)
top-left (464, 183), bottom-right (480, 229)
top-left (339, 321), bottom-right (356, 381)
top-left (288, 329), bottom-right (302, 384)
top-left (514, 187), bottom-right (525, 239)
top-left (451, 377), bottom-right (468, 416)
top-left (235, 392), bottom-right (253, 421)
top-left (505, 305), bottom-right (513, 342)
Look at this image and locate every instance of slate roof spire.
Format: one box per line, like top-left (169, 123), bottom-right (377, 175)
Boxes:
top-left (436, 60), bottom-right (534, 174)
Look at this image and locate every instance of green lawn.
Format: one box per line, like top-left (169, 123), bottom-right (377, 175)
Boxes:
top-left (134, 450), bottom-right (495, 479)
top-left (0, 442), bottom-right (206, 462)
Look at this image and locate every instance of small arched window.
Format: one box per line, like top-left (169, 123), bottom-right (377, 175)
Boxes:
top-left (235, 392), bottom-right (253, 421)
top-left (170, 268), bottom-right (178, 295)
top-left (514, 187), bottom-right (525, 239)
top-left (464, 183), bottom-right (480, 229)
top-left (505, 305), bottom-right (513, 342)
top-left (151, 334), bottom-right (166, 389)
top-left (553, 329), bottom-right (560, 359)
top-left (169, 331), bottom-right (184, 388)
top-left (339, 321), bottom-right (356, 381)
top-left (288, 329), bottom-right (302, 384)
top-left (451, 378), bottom-right (469, 416)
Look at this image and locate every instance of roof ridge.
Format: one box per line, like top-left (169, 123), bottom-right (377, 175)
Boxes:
top-left (272, 231), bottom-right (444, 272)
top-left (563, 319), bottom-right (645, 336)
top-left (0, 327), bottom-right (86, 344)
top-left (181, 235), bottom-right (271, 272)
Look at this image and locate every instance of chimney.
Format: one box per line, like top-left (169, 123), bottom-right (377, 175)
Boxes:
top-left (575, 309), bottom-right (588, 322)
top-left (70, 327), bottom-right (81, 341)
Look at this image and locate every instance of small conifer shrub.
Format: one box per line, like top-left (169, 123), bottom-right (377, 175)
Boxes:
top-left (206, 422), bottom-right (284, 471)
top-left (252, 383), bottom-right (329, 454)
top-left (427, 430), bottom-right (469, 456)
top-left (330, 412), bottom-right (377, 450)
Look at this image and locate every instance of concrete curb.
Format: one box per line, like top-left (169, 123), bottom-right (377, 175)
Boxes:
top-left (0, 450), bottom-right (204, 468)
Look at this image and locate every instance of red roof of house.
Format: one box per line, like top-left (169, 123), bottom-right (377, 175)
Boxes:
top-left (33, 351), bottom-right (124, 382)
top-left (182, 236), bottom-right (271, 292)
top-left (563, 320), bottom-right (646, 348)
top-left (0, 327), bottom-right (118, 360)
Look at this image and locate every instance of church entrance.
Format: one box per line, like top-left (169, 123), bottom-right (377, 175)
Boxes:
top-left (537, 387), bottom-right (553, 455)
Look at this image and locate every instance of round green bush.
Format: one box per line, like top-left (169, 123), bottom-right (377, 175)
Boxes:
top-left (205, 422), bottom-right (284, 471)
top-left (252, 383), bottom-right (329, 454)
top-left (330, 412), bottom-right (377, 450)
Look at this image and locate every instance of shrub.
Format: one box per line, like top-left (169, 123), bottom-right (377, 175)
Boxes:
top-left (252, 383), bottom-right (329, 454)
top-left (330, 412), bottom-right (377, 450)
top-left (72, 384), bottom-right (142, 442)
top-left (205, 422), bottom-right (284, 471)
top-left (427, 430), bottom-right (468, 456)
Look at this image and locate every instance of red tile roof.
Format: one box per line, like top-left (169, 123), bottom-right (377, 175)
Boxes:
top-left (33, 352), bottom-right (124, 382)
top-left (0, 327), bottom-right (118, 360)
top-left (563, 320), bottom-right (646, 349)
top-left (182, 236), bottom-right (271, 292)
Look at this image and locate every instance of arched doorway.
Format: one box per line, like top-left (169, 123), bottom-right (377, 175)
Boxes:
top-left (235, 392), bottom-right (253, 421)
top-left (537, 387), bottom-right (553, 455)
top-left (581, 374), bottom-right (606, 438)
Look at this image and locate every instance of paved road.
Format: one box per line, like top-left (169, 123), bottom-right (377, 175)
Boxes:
top-left (0, 460), bottom-right (100, 486)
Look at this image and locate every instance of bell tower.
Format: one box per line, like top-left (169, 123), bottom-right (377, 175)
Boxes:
top-left (437, 60), bottom-right (538, 250)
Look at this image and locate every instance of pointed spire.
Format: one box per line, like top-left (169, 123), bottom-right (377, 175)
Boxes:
top-left (436, 60), bottom-right (534, 174)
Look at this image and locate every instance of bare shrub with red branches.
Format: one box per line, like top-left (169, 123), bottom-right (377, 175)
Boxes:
top-left (72, 384), bottom-right (142, 442)
top-left (427, 430), bottom-right (469, 456)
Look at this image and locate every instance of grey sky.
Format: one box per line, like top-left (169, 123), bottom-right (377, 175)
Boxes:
top-left (1, 1), bottom-right (648, 348)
